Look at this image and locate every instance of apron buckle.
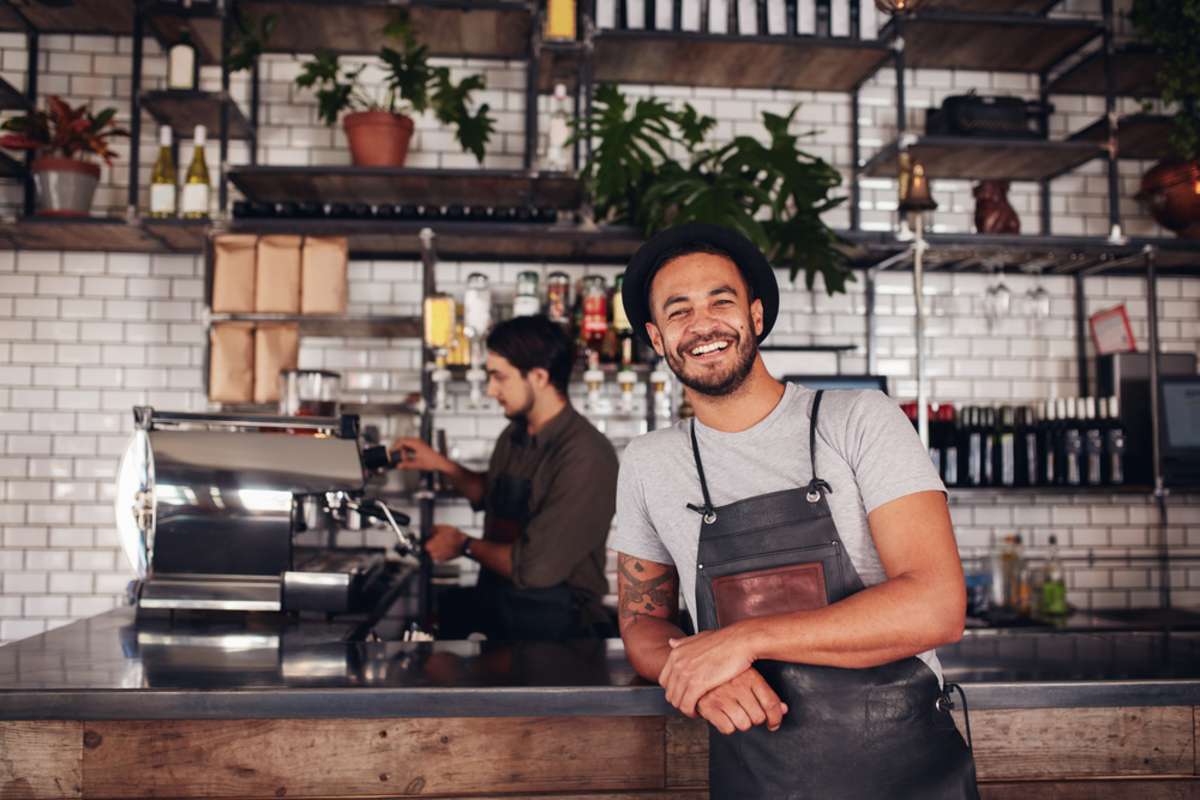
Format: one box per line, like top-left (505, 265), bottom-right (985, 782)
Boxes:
top-left (805, 478), bottom-right (833, 504)
top-left (686, 502), bottom-right (718, 525)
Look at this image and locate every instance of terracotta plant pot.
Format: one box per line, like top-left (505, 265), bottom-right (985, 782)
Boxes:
top-left (31, 156), bottom-right (101, 217)
top-left (1137, 160), bottom-right (1200, 239)
top-left (342, 111), bottom-right (415, 168)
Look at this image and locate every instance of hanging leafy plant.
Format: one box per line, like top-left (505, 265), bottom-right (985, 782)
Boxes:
top-left (575, 85), bottom-right (851, 294)
top-left (227, 10), bottom-right (278, 74)
top-left (294, 13), bottom-right (495, 163)
top-left (1130, 0), bottom-right (1200, 163)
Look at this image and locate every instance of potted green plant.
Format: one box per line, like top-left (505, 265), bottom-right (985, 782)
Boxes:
top-left (1130, 0), bottom-right (1200, 239)
top-left (0, 96), bottom-right (128, 216)
top-left (574, 85), bottom-right (853, 294)
top-left (295, 15), bottom-right (495, 167)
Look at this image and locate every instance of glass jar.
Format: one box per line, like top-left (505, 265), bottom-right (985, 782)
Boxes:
top-left (582, 275), bottom-right (608, 348)
top-left (513, 270), bottom-right (541, 317)
top-left (423, 294), bottom-right (456, 350)
top-left (546, 271), bottom-right (572, 325)
top-left (463, 272), bottom-right (493, 337)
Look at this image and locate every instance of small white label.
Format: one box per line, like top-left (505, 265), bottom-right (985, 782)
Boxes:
top-left (512, 296), bottom-right (541, 317)
top-left (150, 184), bottom-right (176, 215)
top-left (180, 182), bottom-right (209, 215)
top-left (168, 44), bottom-right (195, 90)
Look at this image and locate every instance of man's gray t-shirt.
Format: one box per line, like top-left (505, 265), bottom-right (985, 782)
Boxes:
top-left (609, 382), bottom-right (948, 679)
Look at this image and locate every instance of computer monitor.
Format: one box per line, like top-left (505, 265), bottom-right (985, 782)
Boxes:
top-left (1161, 376), bottom-right (1200, 486)
top-left (783, 375), bottom-right (889, 395)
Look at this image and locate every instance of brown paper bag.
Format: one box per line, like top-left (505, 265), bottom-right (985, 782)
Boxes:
top-left (301, 236), bottom-right (348, 315)
top-left (253, 324), bottom-right (301, 405)
top-left (208, 323), bottom-right (255, 404)
top-left (255, 235), bottom-right (303, 313)
top-left (211, 234), bottom-right (258, 313)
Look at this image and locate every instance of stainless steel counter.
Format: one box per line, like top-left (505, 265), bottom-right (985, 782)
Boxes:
top-left (1, 608), bottom-right (1199, 720)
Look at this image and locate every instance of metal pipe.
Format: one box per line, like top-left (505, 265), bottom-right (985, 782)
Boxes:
top-left (524, 3), bottom-right (541, 171)
top-left (893, 27), bottom-right (906, 136)
top-left (1101, 0), bottom-right (1120, 232)
top-left (1144, 245), bottom-right (1170, 614)
top-left (128, 12), bottom-right (144, 217)
top-left (850, 89), bottom-right (861, 231)
top-left (22, 28), bottom-right (38, 218)
top-left (1038, 71), bottom-right (1051, 236)
top-left (250, 58), bottom-right (260, 166)
top-left (1073, 273), bottom-right (1089, 396)
top-left (865, 268), bottom-right (877, 375)
top-left (219, 4), bottom-right (231, 215)
top-left (417, 227), bottom-right (439, 628)
top-left (913, 218), bottom-right (928, 448)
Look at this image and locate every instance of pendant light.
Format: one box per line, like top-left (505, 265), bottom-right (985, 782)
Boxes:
top-left (898, 151), bottom-right (938, 214)
top-left (874, 0), bottom-right (927, 13)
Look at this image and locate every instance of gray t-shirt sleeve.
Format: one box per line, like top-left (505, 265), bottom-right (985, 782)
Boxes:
top-left (838, 389), bottom-right (946, 514)
top-left (608, 441), bottom-right (675, 565)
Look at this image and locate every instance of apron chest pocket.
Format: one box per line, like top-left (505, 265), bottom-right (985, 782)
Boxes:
top-left (699, 542), bottom-right (843, 627)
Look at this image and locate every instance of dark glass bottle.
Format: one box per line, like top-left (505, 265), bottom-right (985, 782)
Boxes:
top-left (941, 404), bottom-right (959, 487)
top-left (1082, 396), bottom-right (1104, 486)
top-left (964, 406), bottom-right (984, 487)
top-left (981, 406), bottom-right (996, 486)
top-left (1061, 397), bottom-right (1084, 487)
top-left (1102, 395), bottom-right (1127, 486)
top-left (995, 405), bottom-right (1016, 487)
top-left (1039, 400), bottom-right (1057, 487)
top-left (1016, 404), bottom-right (1039, 487)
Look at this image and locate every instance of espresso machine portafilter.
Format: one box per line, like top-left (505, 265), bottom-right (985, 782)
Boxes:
top-left (115, 407), bottom-right (419, 614)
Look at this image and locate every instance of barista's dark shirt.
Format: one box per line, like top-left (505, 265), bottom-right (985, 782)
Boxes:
top-left (479, 403), bottom-right (618, 606)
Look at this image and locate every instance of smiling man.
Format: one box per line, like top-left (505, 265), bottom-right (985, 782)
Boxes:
top-left (393, 314), bottom-right (618, 641)
top-left (609, 223), bottom-right (980, 798)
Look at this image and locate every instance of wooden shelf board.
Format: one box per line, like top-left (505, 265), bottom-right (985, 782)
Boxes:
top-left (141, 217), bottom-right (211, 252)
top-left (0, 76), bottom-right (28, 111)
top-left (228, 167), bottom-right (584, 210)
top-left (881, 13), bottom-right (1101, 72)
top-left (1070, 113), bottom-right (1174, 162)
top-left (591, 31), bottom-right (890, 92)
top-left (1, 0), bottom-right (135, 34)
top-left (141, 91), bottom-right (254, 140)
top-left (862, 136), bottom-right (1103, 181)
top-left (0, 217), bottom-right (166, 252)
top-left (537, 42), bottom-right (584, 93)
top-left (919, 0), bottom-right (1059, 12)
top-left (229, 218), bottom-right (646, 262)
top-left (1047, 45), bottom-right (1162, 97)
top-left (242, 0), bottom-right (531, 59)
top-left (211, 313), bottom-right (421, 338)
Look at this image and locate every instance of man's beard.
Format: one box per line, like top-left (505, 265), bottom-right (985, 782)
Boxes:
top-left (503, 388), bottom-right (535, 420)
top-left (664, 325), bottom-right (757, 397)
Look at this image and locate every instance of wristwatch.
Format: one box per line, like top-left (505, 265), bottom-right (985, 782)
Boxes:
top-left (460, 537), bottom-right (474, 559)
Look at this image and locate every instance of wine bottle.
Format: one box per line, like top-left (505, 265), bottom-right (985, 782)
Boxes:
top-left (1039, 400), bottom-right (1056, 486)
top-left (168, 32), bottom-right (197, 90)
top-left (1102, 396), bottom-right (1127, 486)
top-left (148, 125), bottom-right (176, 219)
top-left (996, 405), bottom-right (1016, 487)
top-left (1017, 404), bottom-right (1039, 487)
top-left (180, 125), bottom-right (210, 219)
top-left (942, 405), bottom-right (959, 487)
top-left (982, 406), bottom-right (997, 486)
top-left (1083, 396), bottom-right (1104, 486)
top-left (965, 406), bottom-right (984, 487)
top-left (1062, 397), bottom-right (1083, 487)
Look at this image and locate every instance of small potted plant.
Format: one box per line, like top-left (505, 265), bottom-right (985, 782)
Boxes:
top-left (295, 15), bottom-right (495, 167)
top-left (0, 96), bottom-right (128, 216)
top-left (1130, 0), bottom-right (1200, 239)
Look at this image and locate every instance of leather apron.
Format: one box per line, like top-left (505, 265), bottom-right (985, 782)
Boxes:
top-left (473, 474), bottom-right (585, 640)
top-left (690, 390), bottom-right (980, 799)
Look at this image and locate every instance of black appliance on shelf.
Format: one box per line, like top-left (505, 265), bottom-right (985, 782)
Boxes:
top-left (1160, 377), bottom-right (1200, 487)
top-left (1097, 352), bottom-right (1198, 485)
top-left (925, 94), bottom-right (1052, 140)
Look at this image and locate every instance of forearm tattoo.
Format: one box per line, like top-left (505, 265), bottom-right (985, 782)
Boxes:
top-left (617, 554), bottom-right (679, 622)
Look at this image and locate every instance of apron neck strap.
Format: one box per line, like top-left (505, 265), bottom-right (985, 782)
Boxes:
top-left (807, 390), bottom-right (832, 501)
top-left (687, 419), bottom-right (717, 524)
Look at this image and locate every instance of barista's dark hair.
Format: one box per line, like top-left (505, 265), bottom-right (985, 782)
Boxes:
top-left (486, 314), bottom-right (574, 396)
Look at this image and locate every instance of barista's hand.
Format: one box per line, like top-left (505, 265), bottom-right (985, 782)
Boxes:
top-left (391, 437), bottom-right (449, 473)
top-left (659, 626), bottom-right (755, 718)
top-left (697, 668), bottom-right (788, 735)
top-left (424, 524), bottom-right (469, 562)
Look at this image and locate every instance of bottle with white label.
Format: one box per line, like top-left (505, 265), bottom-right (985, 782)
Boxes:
top-left (181, 125), bottom-right (210, 219)
top-left (167, 33), bottom-right (197, 90)
top-left (149, 125), bottom-right (177, 219)
top-left (543, 83), bottom-right (571, 172)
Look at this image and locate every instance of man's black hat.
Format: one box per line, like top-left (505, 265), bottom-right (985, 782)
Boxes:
top-left (621, 222), bottom-right (779, 344)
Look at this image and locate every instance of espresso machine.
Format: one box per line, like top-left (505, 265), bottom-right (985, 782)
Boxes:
top-left (115, 406), bottom-right (419, 615)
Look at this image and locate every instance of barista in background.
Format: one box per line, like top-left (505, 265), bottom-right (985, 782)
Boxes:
top-left (392, 315), bottom-right (619, 641)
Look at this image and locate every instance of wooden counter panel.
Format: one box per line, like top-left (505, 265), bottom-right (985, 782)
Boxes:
top-left (980, 778), bottom-right (1200, 799)
top-left (665, 717), bottom-right (708, 789)
top-left (968, 707), bottom-right (1195, 780)
top-left (80, 717), bottom-right (665, 798)
top-left (0, 720), bottom-right (82, 800)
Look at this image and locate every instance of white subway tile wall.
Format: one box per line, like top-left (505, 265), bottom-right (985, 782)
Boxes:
top-left (1, 4), bottom-right (1199, 641)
